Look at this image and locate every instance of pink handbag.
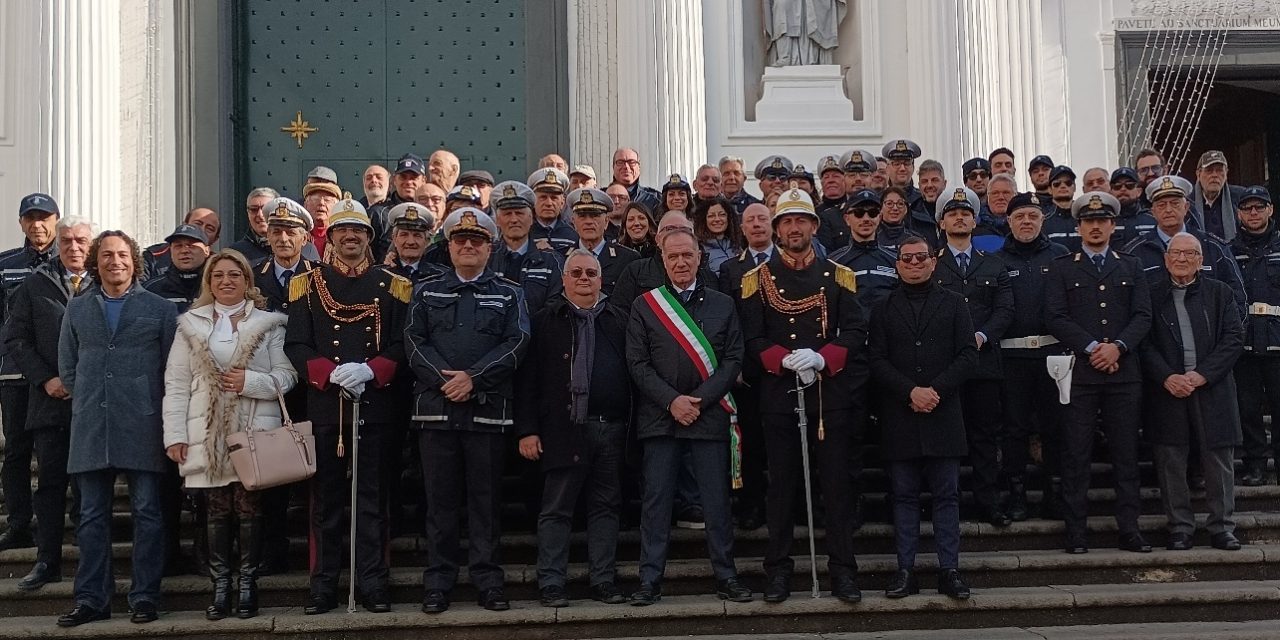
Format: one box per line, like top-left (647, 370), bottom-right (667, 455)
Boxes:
top-left (227, 391), bottom-right (315, 490)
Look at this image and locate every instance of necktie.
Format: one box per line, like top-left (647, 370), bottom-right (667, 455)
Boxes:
top-left (280, 269), bottom-right (294, 288)
top-left (69, 274), bottom-right (82, 294)
top-left (957, 253), bottom-right (970, 275)
top-left (754, 252), bottom-right (767, 266)
top-left (1092, 254), bottom-right (1105, 272)
top-left (680, 289), bottom-right (693, 303)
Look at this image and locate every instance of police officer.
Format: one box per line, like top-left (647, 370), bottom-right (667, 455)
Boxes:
top-left (567, 188), bottom-right (639, 296)
top-left (660, 173), bottom-right (694, 215)
top-left (1042, 166), bottom-right (1081, 251)
top-left (1110, 167), bottom-right (1157, 246)
top-left (1229, 186), bottom-right (1280, 486)
top-left (1123, 175), bottom-right (1247, 314)
top-left (740, 187), bottom-right (867, 604)
top-left (881, 139), bottom-right (926, 213)
top-left (407, 208), bottom-right (529, 614)
top-left (142, 208), bottom-right (220, 279)
top-left (284, 198), bottom-right (411, 614)
top-left (789, 164), bottom-right (817, 197)
top-left (1045, 191), bottom-right (1152, 554)
top-left (1028, 155), bottom-right (1055, 199)
top-left (528, 167), bottom-right (578, 252)
top-left (487, 181), bottom-right (566, 315)
top-left (962, 157), bottom-right (992, 201)
top-left (841, 148), bottom-right (878, 195)
top-left (385, 202), bottom-right (444, 282)
top-left (0, 193), bottom-right (60, 553)
top-left (815, 155), bottom-right (850, 252)
top-left (830, 189), bottom-right (898, 322)
top-left (995, 193), bottom-right (1070, 520)
top-left (444, 184), bottom-right (484, 215)
top-left (754, 155), bottom-right (794, 199)
top-left (144, 224), bottom-right (211, 313)
top-left (932, 187), bottom-right (1015, 527)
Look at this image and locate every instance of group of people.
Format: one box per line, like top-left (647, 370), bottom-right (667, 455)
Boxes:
top-left (0, 138), bottom-right (1274, 626)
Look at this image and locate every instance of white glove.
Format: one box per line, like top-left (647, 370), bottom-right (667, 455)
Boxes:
top-left (787, 348), bottom-right (826, 373)
top-left (797, 367), bottom-right (817, 386)
top-left (781, 352), bottom-right (804, 372)
top-left (343, 382), bottom-right (366, 398)
top-left (330, 362), bottom-right (375, 392)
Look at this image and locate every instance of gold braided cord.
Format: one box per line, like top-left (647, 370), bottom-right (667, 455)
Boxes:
top-left (311, 271), bottom-right (383, 349)
top-left (759, 264), bottom-right (828, 336)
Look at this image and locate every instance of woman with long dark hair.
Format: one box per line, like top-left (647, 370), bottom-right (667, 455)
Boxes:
top-left (617, 202), bottom-right (658, 258)
top-left (693, 196), bottom-right (742, 274)
top-left (656, 174), bottom-right (693, 217)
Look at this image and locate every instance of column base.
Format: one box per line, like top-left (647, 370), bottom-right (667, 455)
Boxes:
top-left (755, 65), bottom-right (856, 129)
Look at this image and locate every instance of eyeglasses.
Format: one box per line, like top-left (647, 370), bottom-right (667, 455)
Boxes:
top-left (1112, 181), bottom-right (1139, 190)
top-left (248, 205), bottom-right (265, 213)
top-left (1240, 203), bottom-right (1270, 212)
top-left (882, 200), bottom-right (907, 209)
top-left (888, 159), bottom-right (913, 168)
top-left (898, 252), bottom-right (933, 265)
top-left (450, 236), bottom-right (488, 247)
top-left (567, 267), bottom-right (600, 279)
top-left (1167, 249), bottom-right (1202, 259)
top-left (1051, 180), bottom-right (1075, 188)
top-left (613, 159), bottom-right (640, 168)
top-left (1137, 164), bottom-right (1164, 176)
top-left (846, 208), bottom-right (880, 219)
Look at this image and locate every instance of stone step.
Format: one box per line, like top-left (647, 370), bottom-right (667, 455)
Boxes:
top-left (3, 580), bottom-right (1280, 639)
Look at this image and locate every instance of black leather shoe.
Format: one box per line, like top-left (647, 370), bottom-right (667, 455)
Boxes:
top-left (716, 577), bottom-right (753, 603)
top-left (303, 594), bottom-right (337, 615)
top-left (1064, 531), bottom-right (1089, 554)
top-left (478, 587), bottom-right (510, 611)
top-left (363, 590), bottom-right (392, 613)
top-left (540, 585), bottom-right (569, 608)
top-left (831, 575), bottom-right (862, 603)
top-left (884, 570), bottom-right (919, 599)
top-left (16, 562), bottom-right (61, 592)
top-left (1166, 532), bottom-right (1194, 551)
top-left (763, 574), bottom-right (790, 603)
top-left (985, 505), bottom-right (1012, 528)
top-left (629, 583), bottom-right (662, 606)
top-left (937, 569), bottom-right (971, 600)
top-left (421, 589), bottom-right (450, 614)
top-left (1005, 480), bottom-right (1030, 522)
top-left (736, 503), bottom-right (766, 531)
top-left (130, 601), bottom-right (159, 624)
top-left (1211, 531), bottom-right (1242, 551)
top-left (56, 604), bottom-right (110, 627)
top-left (0, 527), bottom-right (34, 553)
top-left (1119, 532), bottom-right (1152, 553)
top-left (1240, 465), bottom-right (1266, 487)
top-left (591, 582), bottom-right (627, 604)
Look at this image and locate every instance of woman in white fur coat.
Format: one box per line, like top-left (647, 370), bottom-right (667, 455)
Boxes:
top-left (162, 249), bottom-right (297, 621)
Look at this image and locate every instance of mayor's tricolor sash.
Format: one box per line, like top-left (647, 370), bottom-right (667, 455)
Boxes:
top-left (640, 286), bottom-right (743, 488)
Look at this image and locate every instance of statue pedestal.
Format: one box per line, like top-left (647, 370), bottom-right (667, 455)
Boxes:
top-left (754, 64), bottom-right (855, 128)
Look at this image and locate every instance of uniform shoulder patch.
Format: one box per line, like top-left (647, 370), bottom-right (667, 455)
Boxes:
top-left (388, 273), bottom-right (413, 303)
top-left (287, 269), bottom-right (314, 302)
top-left (740, 263), bottom-right (764, 299)
top-left (831, 261), bottom-right (857, 293)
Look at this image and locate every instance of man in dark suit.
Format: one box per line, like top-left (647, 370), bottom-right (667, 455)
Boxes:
top-left (868, 233), bottom-right (977, 600)
top-left (932, 186), bottom-right (1015, 527)
top-left (1045, 191), bottom-right (1153, 555)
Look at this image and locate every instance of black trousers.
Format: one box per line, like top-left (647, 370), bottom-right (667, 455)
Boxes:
top-left (309, 421), bottom-right (388, 598)
top-left (732, 383), bottom-right (767, 511)
top-left (762, 409), bottom-right (861, 581)
top-left (1235, 354), bottom-right (1280, 466)
top-left (420, 428), bottom-right (505, 592)
top-left (1061, 383), bottom-right (1143, 535)
top-left (32, 426), bottom-right (71, 566)
top-left (0, 384), bottom-right (32, 532)
top-left (961, 379), bottom-right (1004, 509)
top-left (1001, 356), bottom-right (1063, 480)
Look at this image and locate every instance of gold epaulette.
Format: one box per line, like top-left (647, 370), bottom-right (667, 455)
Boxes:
top-left (287, 269), bottom-right (313, 302)
top-left (388, 274), bottom-right (413, 303)
top-left (832, 262), bottom-right (857, 293)
top-left (740, 264), bottom-right (764, 299)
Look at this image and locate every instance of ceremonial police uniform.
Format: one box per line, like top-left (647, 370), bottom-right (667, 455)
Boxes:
top-left (1228, 186), bottom-right (1280, 484)
top-left (406, 208), bottom-right (529, 613)
top-left (1044, 192), bottom-right (1152, 554)
top-left (932, 187), bottom-right (1015, 526)
top-left (143, 224), bottom-right (209, 313)
top-left (284, 200), bottom-right (411, 613)
top-left (994, 193), bottom-right (1071, 519)
top-left (740, 188), bottom-right (867, 602)
top-left (527, 168), bottom-right (579, 252)
top-left (488, 182), bottom-right (566, 315)
top-left (0, 193), bottom-right (59, 552)
top-left (566, 188), bottom-right (640, 296)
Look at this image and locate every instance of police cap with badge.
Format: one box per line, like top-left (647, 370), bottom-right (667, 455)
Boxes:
top-left (840, 149), bottom-right (876, 173)
top-left (754, 155), bottom-right (794, 181)
top-left (1240, 185), bottom-right (1272, 207)
top-left (817, 155), bottom-right (842, 176)
top-left (568, 188), bottom-right (613, 216)
top-left (962, 157), bottom-right (992, 178)
top-left (446, 184), bottom-right (484, 206)
top-left (165, 223), bottom-right (209, 246)
top-left (528, 167), bottom-right (570, 194)
top-left (492, 181), bottom-right (535, 209)
top-left (1071, 192), bottom-right (1122, 220)
top-left (843, 189), bottom-right (881, 212)
top-left (1144, 175), bottom-right (1192, 203)
top-left (1028, 155), bottom-right (1055, 171)
top-left (935, 186), bottom-right (980, 222)
top-left (881, 139), bottom-right (922, 161)
top-left (662, 173), bottom-right (691, 194)
top-left (19, 193), bottom-right (59, 218)
top-left (1007, 192), bottom-right (1047, 216)
top-left (772, 187), bottom-right (820, 228)
top-left (264, 197), bottom-right (314, 231)
top-left (443, 207), bottom-right (498, 242)
top-left (396, 153), bottom-right (426, 176)
top-left (327, 197), bottom-right (375, 235)
top-left (387, 202), bottom-right (434, 232)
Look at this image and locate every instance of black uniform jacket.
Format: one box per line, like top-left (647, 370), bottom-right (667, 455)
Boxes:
top-left (4, 261), bottom-right (84, 430)
top-left (143, 265), bottom-right (202, 313)
top-left (254, 257), bottom-right (320, 314)
top-left (489, 240), bottom-right (566, 315)
top-left (830, 239), bottom-right (899, 324)
top-left (868, 282), bottom-right (977, 460)
top-left (1123, 228), bottom-right (1247, 317)
top-left (1044, 250), bottom-right (1152, 386)
top-left (995, 234), bottom-right (1070, 357)
top-left (0, 243), bottom-right (56, 384)
top-left (516, 296), bottom-right (630, 469)
top-left (933, 246), bottom-right (1014, 380)
top-left (740, 254), bottom-right (868, 415)
top-left (1139, 277), bottom-right (1243, 448)
top-left (627, 282), bottom-right (742, 441)
top-left (284, 263), bottom-right (411, 425)
top-left (405, 269), bottom-right (529, 432)
top-left (1230, 221), bottom-right (1280, 354)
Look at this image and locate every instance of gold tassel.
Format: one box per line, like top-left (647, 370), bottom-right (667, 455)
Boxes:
top-left (389, 274), bottom-right (413, 303)
top-left (288, 270), bottom-right (311, 302)
top-left (336, 398), bottom-right (345, 457)
top-left (817, 373), bottom-right (826, 441)
top-left (833, 263), bottom-right (857, 293)
top-left (740, 265), bottom-right (762, 299)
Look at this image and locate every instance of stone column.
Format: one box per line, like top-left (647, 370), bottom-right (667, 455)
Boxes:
top-left (566, 0), bottom-right (621, 183)
top-left (613, 0), bottom-right (707, 185)
top-left (46, 0), bottom-right (123, 231)
top-left (903, 0), bottom-right (963, 171)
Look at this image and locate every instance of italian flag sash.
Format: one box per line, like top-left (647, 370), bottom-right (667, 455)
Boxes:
top-left (640, 286), bottom-right (743, 489)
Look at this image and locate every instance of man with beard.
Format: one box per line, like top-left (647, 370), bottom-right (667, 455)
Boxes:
top-left (719, 155), bottom-right (760, 214)
top-left (754, 155), bottom-right (794, 200)
top-left (740, 187), bottom-right (867, 604)
top-left (611, 147), bottom-right (661, 211)
top-left (1045, 191), bottom-right (1152, 555)
top-left (567, 188), bottom-right (639, 296)
top-left (973, 173), bottom-right (1016, 253)
top-left (932, 187), bottom-right (1015, 527)
top-left (487, 181), bottom-right (566, 315)
top-left (1110, 167), bottom-right (1157, 246)
top-left (1229, 186), bottom-right (1280, 486)
top-left (144, 224), bottom-right (211, 313)
top-left (962, 158), bottom-right (992, 201)
top-left (528, 167), bottom-right (579, 252)
top-left (815, 154), bottom-right (850, 251)
top-left (1028, 155), bottom-right (1054, 199)
top-left (286, 199), bottom-right (411, 615)
top-left (995, 193), bottom-right (1070, 520)
top-left (830, 189), bottom-right (898, 322)
top-left (1042, 165), bottom-right (1081, 251)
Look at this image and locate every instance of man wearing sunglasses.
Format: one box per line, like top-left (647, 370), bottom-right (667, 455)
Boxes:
top-left (1228, 186), bottom-right (1280, 487)
top-left (1042, 165), bottom-right (1082, 251)
top-left (962, 158), bottom-right (992, 202)
top-left (830, 189), bottom-right (898, 323)
top-left (932, 187), bottom-right (1015, 528)
top-left (1109, 167), bottom-right (1157, 247)
top-left (1045, 191), bottom-right (1152, 555)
